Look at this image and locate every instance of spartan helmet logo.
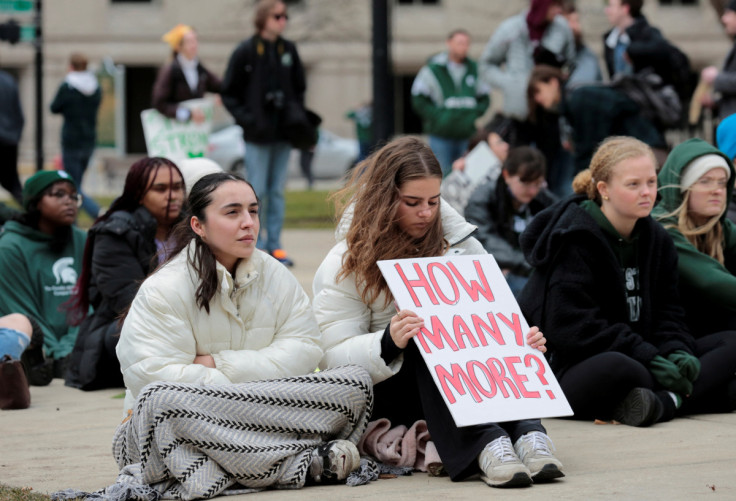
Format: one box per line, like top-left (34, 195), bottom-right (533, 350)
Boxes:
top-left (52, 257), bottom-right (77, 285)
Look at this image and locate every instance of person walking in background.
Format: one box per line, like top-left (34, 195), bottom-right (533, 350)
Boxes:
top-left (346, 101), bottom-right (373, 163)
top-left (412, 29), bottom-right (490, 176)
top-left (700, 1), bottom-right (736, 121)
top-left (0, 68), bottom-right (24, 205)
top-left (602, 0), bottom-right (669, 82)
top-left (50, 53), bottom-right (102, 218)
top-left (222, 0), bottom-right (306, 267)
top-left (152, 24), bottom-right (221, 123)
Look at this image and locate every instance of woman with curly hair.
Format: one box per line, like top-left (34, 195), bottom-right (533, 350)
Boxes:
top-left (312, 136), bottom-right (563, 489)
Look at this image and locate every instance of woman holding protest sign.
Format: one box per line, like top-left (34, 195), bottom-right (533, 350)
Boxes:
top-left (312, 137), bottom-right (564, 488)
top-left (518, 136), bottom-right (736, 427)
top-left (152, 24), bottom-right (221, 123)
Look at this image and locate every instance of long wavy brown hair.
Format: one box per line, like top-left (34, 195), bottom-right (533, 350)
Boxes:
top-left (332, 136), bottom-right (449, 307)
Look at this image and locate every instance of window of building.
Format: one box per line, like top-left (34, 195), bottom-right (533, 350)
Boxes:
top-left (110, 0), bottom-right (152, 3)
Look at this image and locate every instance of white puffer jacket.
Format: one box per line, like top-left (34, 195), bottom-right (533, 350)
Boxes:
top-left (118, 243), bottom-right (323, 412)
top-left (312, 200), bottom-right (486, 384)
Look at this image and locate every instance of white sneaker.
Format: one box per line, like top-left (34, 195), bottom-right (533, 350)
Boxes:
top-left (308, 440), bottom-right (360, 483)
top-left (478, 436), bottom-right (532, 487)
top-left (513, 431), bottom-right (565, 482)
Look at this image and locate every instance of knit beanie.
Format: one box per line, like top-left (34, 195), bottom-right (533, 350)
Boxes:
top-left (679, 154), bottom-right (730, 192)
top-left (162, 24), bottom-right (193, 51)
top-left (717, 113), bottom-right (736, 161)
top-left (22, 170), bottom-right (76, 210)
top-left (177, 157), bottom-right (223, 197)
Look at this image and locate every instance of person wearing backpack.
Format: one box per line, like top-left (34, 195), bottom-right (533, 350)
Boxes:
top-left (700, 1), bottom-right (736, 121)
top-left (527, 64), bottom-right (665, 173)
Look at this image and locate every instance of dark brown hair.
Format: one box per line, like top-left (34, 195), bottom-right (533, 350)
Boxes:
top-left (254, 0), bottom-right (284, 32)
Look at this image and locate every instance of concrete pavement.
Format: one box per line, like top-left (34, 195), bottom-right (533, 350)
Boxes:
top-left (2, 229), bottom-right (736, 499)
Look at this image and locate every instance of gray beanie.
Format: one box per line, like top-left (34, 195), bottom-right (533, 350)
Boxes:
top-left (680, 154), bottom-right (730, 192)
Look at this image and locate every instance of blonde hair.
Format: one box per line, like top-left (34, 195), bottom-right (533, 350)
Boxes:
top-left (332, 136), bottom-right (448, 307)
top-left (572, 136), bottom-right (657, 204)
top-left (659, 190), bottom-right (725, 264)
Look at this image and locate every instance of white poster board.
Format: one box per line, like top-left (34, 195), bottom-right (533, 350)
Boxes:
top-left (140, 98), bottom-right (214, 162)
top-left (462, 141), bottom-right (497, 184)
top-left (377, 254), bottom-right (573, 427)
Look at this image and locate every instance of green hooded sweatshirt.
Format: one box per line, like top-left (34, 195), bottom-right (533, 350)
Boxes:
top-left (652, 137), bottom-right (736, 314)
top-left (0, 221), bottom-right (87, 359)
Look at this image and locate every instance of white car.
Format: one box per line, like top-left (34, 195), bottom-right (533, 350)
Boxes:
top-left (207, 123), bottom-right (358, 179)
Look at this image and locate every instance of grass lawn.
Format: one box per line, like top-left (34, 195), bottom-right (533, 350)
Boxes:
top-left (2, 189), bottom-right (336, 231)
top-left (0, 484), bottom-right (53, 501)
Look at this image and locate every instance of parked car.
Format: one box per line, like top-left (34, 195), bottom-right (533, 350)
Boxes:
top-left (207, 122), bottom-right (358, 179)
top-left (207, 122), bottom-right (245, 174)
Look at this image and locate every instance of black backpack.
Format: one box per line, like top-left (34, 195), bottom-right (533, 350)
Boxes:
top-left (663, 41), bottom-right (696, 104)
top-left (610, 68), bottom-right (682, 129)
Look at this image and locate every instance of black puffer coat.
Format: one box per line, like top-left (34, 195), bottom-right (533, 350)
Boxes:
top-left (66, 206), bottom-right (160, 390)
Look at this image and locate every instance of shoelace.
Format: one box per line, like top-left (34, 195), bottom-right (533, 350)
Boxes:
top-left (484, 436), bottom-right (518, 464)
top-left (521, 432), bottom-right (555, 458)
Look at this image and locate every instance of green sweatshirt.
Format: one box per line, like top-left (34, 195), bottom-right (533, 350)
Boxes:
top-left (652, 138), bottom-right (736, 313)
top-left (0, 221), bottom-right (87, 359)
top-left (411, 52), bottom-right (490, 139)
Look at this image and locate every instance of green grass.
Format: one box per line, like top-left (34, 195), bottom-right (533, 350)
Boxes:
top-left (0, 484), bottom-right (51, 501)
top-left (3, 188), bottom-right (337, 231)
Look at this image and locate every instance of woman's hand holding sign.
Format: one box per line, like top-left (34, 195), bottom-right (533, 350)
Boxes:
top-left (390, 309), bottom-right (425, 349)
top-left (526, 326), bottom-right (547, 354)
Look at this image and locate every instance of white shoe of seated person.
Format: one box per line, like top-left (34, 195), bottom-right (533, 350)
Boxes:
top-left (478, 435), bottom-right (532, 488)
top-left (513, 431), bottom-right (565, 482)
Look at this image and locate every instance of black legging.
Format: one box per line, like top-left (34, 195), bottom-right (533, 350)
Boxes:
top-left (372, 342), bottom-right (545, 481)
top-left (557, 331), bottom-right (736, 421)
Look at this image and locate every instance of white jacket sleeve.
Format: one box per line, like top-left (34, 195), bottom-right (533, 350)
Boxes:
top-left (117, 285), bottom-right (232, 401)
top-left (212, 266), bottom-right (323, 381)
top-left (312, 245), bottom-right (402, 384)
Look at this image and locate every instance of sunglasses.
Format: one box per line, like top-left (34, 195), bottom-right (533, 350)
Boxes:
top-left (272, 12), bottom-right (289, 21)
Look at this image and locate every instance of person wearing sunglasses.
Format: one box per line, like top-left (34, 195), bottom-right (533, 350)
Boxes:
top-left (0, 170), bottom-right (87, 384)
top-left (222, 0), bottom-right (305, 267)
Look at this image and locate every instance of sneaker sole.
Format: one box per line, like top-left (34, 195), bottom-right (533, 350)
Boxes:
top-left (531, 463), bottom-right (565, 483)
top-left (613, 388), bottom-right (661, 427)
top-left (481, 471), bottom-right (533, 488)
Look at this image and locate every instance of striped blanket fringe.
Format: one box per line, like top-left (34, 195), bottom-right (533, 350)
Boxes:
top-left (52, 365), bottom-right (373, 500)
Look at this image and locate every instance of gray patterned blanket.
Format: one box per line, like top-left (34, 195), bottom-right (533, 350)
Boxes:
top-left (53, 365), bottom-right (374, 500)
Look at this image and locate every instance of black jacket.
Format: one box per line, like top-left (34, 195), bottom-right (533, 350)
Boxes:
top-left (464, 175), bottom-right (556, 276)
top-left (49, 80), bottom-right (101, 151)
top-left (518, 196), bottom-right (695, 375)
top-left (221, 35), bottom-right (306, 143)
top-left (602, 15), bottom-right (670, 82)
top-left (151, 58), bottom-right (222, 120)
top-left (0, 70), bottom-right (24, 146)
top-left (66, 206), bottom-right (160, 390)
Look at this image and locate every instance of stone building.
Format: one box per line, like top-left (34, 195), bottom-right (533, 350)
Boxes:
top-left (0, 0), bottom-right (732, 168)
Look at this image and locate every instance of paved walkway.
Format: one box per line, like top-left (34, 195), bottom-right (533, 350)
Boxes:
top-left (2, 230), bottom-right (736, 500)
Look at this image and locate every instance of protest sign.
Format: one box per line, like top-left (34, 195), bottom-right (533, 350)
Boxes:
top-left (377, 254), bottom-right (572, 427)
top-left (140, 98), bottom-right (214, 162)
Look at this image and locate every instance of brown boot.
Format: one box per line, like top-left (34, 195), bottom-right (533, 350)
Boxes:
top-left (0, 355), bottom-right (31, 410)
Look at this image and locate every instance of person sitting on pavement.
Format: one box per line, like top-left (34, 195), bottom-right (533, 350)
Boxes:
top-left (519, 136), bottom-right (736, 428)
top-left (107, 172), bottom-right (370, 497)
top-left (64, 157), bottom-right (185, 391)
top-left (312, 136), bottom-right (564, 489)
top-left (464, 146), bottom-right (557, 297)
top-left (653, 138), bottom-right (736, 337)
top-left (0, 170), bottom-right (86, 384)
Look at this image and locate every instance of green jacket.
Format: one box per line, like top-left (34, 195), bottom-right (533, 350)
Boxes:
top-left (410, 52), bottom-right (489, 139)
top-left (0, 221), bottom-right (87, 358)
top-left (652, 138), bottom-right (736, 314)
